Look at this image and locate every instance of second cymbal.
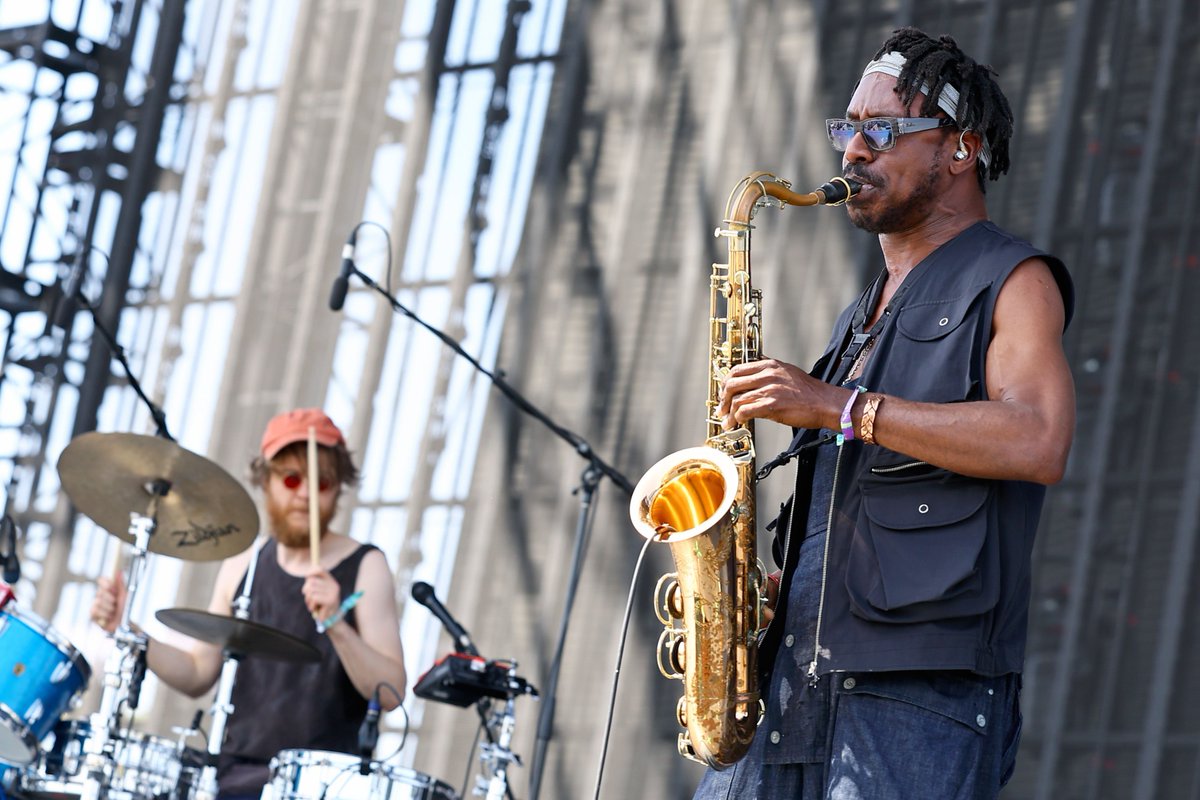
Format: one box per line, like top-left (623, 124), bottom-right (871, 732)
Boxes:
top-left (57, 432), bottom-right (259, 561)
top-left (156, 608), bottom-right (320, 663)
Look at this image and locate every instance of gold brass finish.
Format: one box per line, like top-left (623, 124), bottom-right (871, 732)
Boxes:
top-left (630, 173), bottom-right (859, 770)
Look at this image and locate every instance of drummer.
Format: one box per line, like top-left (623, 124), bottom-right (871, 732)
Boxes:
top-left (89, 408), bottom-right (406, 800)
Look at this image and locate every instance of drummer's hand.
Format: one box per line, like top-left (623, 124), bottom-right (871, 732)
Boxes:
top-left (302, 567), bottom-right (341, 622)
top-left (91, 574), bottom-right (127, 633)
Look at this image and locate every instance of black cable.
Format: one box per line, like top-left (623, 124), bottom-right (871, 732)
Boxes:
top-left (67, 249), bottom-right (174, 440)
top-left (459, 716), bottom-right (485, 800)
top-left (592, 536), bottom-right (655, 800)
top-left (375, 681), bottom-right (410, 759)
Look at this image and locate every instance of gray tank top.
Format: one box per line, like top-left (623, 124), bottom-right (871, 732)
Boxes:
top-left (216, 539), bottom-right (377, 795)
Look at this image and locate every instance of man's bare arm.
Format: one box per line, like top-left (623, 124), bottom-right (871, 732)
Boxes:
top-left (719, 258), bottom-right (1075, 484)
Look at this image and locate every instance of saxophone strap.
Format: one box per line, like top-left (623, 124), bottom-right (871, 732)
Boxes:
top-left (757, 431), bottom-right (838, 481)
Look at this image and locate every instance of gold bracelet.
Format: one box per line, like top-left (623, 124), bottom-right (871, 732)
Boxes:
top-left (859, 394), bottom-right (883, 444)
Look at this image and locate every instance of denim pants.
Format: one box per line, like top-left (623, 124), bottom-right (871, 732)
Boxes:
top-left (692, 669), bottom-right (1023, 800)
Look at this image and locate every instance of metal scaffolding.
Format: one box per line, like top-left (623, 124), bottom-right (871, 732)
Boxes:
top-left (3, 0), bottom-right (1197, 797)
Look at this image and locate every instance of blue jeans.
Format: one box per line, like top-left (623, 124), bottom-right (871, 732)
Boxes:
top-left (693, 670), bottom-right (1022, 800)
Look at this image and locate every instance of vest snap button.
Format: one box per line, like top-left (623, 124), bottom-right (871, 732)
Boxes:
top-left (939, 316), bottom-right (950, 326)
top-left (918, 503), bottom-right (930, 514)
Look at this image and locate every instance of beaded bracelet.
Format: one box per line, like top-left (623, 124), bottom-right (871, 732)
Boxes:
top-left (839, 385), bottom-right (866, 444)
top-left (317, 590), bottom-right (364, 634)
top-left (859, 394), bottom-right (883, 445)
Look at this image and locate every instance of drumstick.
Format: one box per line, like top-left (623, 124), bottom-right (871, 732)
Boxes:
top-left (110, 542), bottom-right (125, 581)
top-left (307, 426), bottom-right (320, 568)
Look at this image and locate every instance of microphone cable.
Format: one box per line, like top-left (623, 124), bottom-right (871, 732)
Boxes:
top-left (375, 682), bottom-right (410, 760)
top-left (459, 714), bottom-right (485, 799)
top-left (591, 535), bottom-right (655, 800)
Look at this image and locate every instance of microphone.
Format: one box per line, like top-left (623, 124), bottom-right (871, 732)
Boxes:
top-left (411, 581), bottom-right (479, 656)
top-left (357, 690), bottom-right (380, 775)
top-left (127, 647), bottom-right (147, 709)
top-left (1, 516), bottom-right (20, 585)
top-left (328, 229), bottom-right (357, 312)
top-left (51, 250), bottom-right (87, 330)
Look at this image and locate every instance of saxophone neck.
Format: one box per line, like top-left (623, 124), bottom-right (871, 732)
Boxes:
top-left (725, 172), bottom-right (863, 223)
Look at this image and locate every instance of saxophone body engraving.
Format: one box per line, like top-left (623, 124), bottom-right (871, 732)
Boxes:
top-left (629, 172), bottom-right (859, 769)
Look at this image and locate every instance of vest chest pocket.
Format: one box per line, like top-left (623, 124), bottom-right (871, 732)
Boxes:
top-left (895, 282), bottom-right (991, 341)
top-left (877, 283), bottom-right (992, 404)
top-left (846, 474), bottom-right (999, 623)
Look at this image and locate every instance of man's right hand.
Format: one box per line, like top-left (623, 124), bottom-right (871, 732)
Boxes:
top-left (91, 573), bottom-right (127, 633)
top-left (763, 570), bottom-right (781, 624)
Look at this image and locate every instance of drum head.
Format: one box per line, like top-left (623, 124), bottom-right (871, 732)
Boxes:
top-left (0, 714), bottom-right (39, 765)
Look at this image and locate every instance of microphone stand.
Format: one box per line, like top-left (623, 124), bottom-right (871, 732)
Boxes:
top-left (340, 264), bottom-right (632, 800)
top-left (75, 272), bottom-right (175, 441)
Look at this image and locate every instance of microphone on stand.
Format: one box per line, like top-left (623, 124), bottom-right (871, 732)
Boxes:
top-left (50, 250), bottom-right (87, 330)
top-left (1, 516), bottom-right (20, 585)
top-left (411, 581), bottom-right (479, 656)
top-left (127, 647), bottom-right (148, 709)
top-left (357, 688), bottom-right (381, 775)
top-left (328, 229), bottom-right (358, 312)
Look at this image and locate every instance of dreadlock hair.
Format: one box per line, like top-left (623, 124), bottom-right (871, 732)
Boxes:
top-left (871, 27), bottom-right (1013, 189)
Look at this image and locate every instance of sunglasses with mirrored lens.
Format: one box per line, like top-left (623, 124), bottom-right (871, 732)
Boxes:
top-left (274, 470), bottom-right (333, 492)
top-left (826, 117), bottom-right (956, 152)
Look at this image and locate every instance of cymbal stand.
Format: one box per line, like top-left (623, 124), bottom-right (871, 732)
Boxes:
top-left (83, 482), bottom-right (168, 800)
top-left (194, 536), bottom-right (264, 800)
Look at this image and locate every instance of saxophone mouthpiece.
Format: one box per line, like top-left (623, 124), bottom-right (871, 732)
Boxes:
top-left (814, 177), bottom-right (862, 205)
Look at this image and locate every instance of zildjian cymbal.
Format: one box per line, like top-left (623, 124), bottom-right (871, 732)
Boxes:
top-left (57, 432), bottom-right (259, 561)
top-left (156, 608), bottom-right (320, 662)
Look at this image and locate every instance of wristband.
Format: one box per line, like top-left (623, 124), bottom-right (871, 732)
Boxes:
top-left (859, 394), bottom-right (883, 445)
top-left (839, 385), bottom-right (866, 444)
top-left (317, 590), bottom-right (364, 634)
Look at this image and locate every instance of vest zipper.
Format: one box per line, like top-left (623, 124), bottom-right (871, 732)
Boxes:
top-left (807, 439), bottom-right (846, 686)
top-left (870, 460), bottom-right (929, 474)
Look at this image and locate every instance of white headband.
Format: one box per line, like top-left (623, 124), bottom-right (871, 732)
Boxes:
top-left (861, 51), bottom-right (991, 168)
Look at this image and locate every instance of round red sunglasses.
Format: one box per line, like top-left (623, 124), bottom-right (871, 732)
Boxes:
top-left (271, 468), bottom-right (334, 492)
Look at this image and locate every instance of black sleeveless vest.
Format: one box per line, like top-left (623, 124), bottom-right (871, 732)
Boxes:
top-left (761, 221), bottom-right (1072, 678)
top-left (217, 540), bottom-right (377, 795)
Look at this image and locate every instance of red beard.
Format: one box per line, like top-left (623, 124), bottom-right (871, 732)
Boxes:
top-left (266, 497), bottom-right (336, 549)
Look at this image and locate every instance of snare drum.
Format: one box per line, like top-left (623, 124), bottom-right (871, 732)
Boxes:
top-left (266, 749), bottom-right (458, 800)
top-left (0, 604), bottom-right (91, 765)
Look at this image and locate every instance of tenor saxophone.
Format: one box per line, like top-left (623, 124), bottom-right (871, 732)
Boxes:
top-left (629, 172), bottom-right (859, 769)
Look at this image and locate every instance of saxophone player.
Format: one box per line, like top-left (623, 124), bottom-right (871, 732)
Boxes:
top-left (693, 27), bottom-right (1074, 800)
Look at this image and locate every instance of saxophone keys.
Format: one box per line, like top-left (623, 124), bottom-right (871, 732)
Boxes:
top-left (656, 628), bottom-right (685, 680)
top-left (669, 636), bottom-right (687, 676)
top-left (654, 573), bottom-right (683, 624)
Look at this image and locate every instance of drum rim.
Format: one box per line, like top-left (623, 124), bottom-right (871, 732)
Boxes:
top-left (269, 748), bottom-right (455, 790)
top-left (1, 606), bottom-right (93, 685)
top-left (0, 702), bottom-right (40, 765)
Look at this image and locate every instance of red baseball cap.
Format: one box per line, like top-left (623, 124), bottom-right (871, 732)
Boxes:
top-left (260, 408), bottom-right (346, 460)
